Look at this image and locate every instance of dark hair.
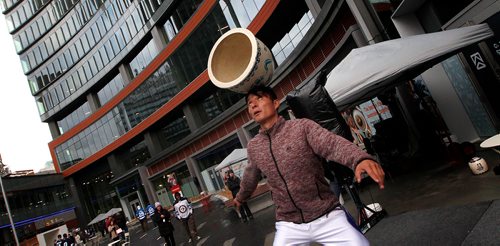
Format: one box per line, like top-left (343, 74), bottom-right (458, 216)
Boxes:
top-left (245, 84), bottom-right (277, 102)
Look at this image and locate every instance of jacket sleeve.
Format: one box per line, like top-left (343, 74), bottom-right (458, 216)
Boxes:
top-left (302, 119), bottom-right (375, 170)
top-left (173, 205), bottom-right (180, 219)
top-left (151, 212), bottom-right (159, 223)
top-left (235, 154), bottom-right (261, 203)
top-left (188, 201), bottom-right (193, 215)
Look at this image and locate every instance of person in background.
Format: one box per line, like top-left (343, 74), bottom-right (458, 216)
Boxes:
top-left (74, 232), bottom-right (82, 246)
top-left (114, 212), bottom-right (128, 233)
top-left (99, 220), bottom-right (107, 237)
top-left (152, 202), bottom-right (176, 246)
top-left (234, 85), bottom-right (385, 245)
top-left (107, 217), bottom-right (120, 242)
top-left (62, 233), bottom-right (68, 246)
top-left (54, 234), bottom-right (63, 246)
top-left (135, 205), bottom-right (148, 232)
top-left (173, 192), bottom-right (201, 243)
top-left (226, 169), bottom-right (253, 222)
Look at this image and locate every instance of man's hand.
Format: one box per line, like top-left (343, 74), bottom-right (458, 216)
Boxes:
top-left (354, 159), bottom-right (385, 189)
top-left (233, 198), bottom-right (241, 210)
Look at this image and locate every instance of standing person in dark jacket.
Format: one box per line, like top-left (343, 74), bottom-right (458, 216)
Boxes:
top-left (152, 202), bottom-right (176, 246)
top-left (114, 212), bottom-right (128, 233)
top-left (225, 169), bottom-right (253, 222)
top-left (234, 85), bottom-right (385, 245)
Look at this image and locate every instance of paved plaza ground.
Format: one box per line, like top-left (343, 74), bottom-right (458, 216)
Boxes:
top-left (97, 148), bottom-right (500, 245)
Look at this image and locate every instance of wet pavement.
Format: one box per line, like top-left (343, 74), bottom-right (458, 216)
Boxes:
top-left (98, 148), bottom-right (500, 245)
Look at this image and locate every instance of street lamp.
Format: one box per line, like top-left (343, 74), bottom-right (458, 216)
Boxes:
top-left (0, 156), bottom-right (19, 245)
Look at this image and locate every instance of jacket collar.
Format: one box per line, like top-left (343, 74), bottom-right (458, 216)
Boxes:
top-left (259, 116), bottom-right (285, 136)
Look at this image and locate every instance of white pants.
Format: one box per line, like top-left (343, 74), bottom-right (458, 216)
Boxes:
top-left (273, 209), bottom-right (369, 246)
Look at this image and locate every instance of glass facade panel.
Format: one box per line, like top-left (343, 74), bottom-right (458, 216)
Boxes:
top-left (97, 74), bottom-right (126, 105)
top-left (201, 89), bottom-right (242, 123)
top-left (78, 169), bottom-right (120, 222)
top-left (159, 112), bottom-right (191, 149)
top-left (130, 39), bottom-right (158, 77)
top-left (195, 137), bottom-right (242, 171)
top-left (57, 102), bottom-right (91, 134)
top-left (272, 11), bottom-right (314, 65)
top-left (115, 140), bottom-right (151, 175)
top-left (12, 0), bottom-right (77, 53)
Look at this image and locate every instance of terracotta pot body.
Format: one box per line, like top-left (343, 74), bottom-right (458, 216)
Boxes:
top-left (208, 28), bottom-right (274, 93)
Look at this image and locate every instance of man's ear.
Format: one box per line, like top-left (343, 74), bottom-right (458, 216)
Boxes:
top-left (273, 99), bottom-right (280, 110)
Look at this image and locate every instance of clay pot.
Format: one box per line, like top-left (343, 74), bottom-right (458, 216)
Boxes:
top-left (208, 28), bottom-right (274, 93)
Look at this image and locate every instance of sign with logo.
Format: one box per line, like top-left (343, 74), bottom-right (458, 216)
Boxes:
top-left (469, 52), bottom-right (486, 70)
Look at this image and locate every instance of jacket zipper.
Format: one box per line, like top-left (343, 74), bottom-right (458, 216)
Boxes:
top-left (266, 132), bottom-right (305, 223)
top-left (316, 182), bottom-right (324, 200)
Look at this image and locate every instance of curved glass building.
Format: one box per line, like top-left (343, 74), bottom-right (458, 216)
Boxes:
top-left (2, 0), bottom-right (499, 227)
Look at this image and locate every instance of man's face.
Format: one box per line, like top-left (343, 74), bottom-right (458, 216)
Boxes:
top-left (247, 93), bottom-right (279, 124)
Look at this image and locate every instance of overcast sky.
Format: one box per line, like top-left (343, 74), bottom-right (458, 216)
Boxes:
top-left (0, 17), bottom-right (52, 172)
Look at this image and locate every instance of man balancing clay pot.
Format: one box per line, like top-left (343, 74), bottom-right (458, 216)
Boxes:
top-left (234, 85), bottom-right (385, 245)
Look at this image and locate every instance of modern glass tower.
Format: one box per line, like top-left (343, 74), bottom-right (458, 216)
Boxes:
top-left (2, 0), bottom-right (499, 228)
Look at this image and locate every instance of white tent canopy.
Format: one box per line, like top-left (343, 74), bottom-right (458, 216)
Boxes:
top-left (215, 148), bottom-right (247, 171)
top-left (104, 207), bottom-right (122, 217)
top-left (87, 213), bottom-right (107, 226)
top-left (324, 24), bottom-right (494, 109)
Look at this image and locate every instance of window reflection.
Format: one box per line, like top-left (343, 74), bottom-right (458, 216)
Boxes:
top-left (57, 102), bottom-right (91, 134)
top-left (78, 169), bottom-right (120, 221)
top-left (115, 140), bottom-right (151, 175)
top-left (98, 74), bottom-right (126, 106)
top-left (272, 11), bottom-right (314, 65)
top-left (130, 39), bottom-right (159, 77)
top-left (159, 112), bottom-right (191, 149)
top-left (195, 137), bottom-right (242, 171)
top-left (201, 89), bottom-right (243, 122)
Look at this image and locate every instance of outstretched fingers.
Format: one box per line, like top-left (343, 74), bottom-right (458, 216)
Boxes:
top-left (355, 160), bottom-right (385, 189)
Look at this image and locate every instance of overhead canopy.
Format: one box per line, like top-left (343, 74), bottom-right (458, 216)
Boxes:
top-left (324, 24), bottom-right (494, 109)
top-left (104, 207), bottom-right (122, 217)
top-left (215, 148), bottom-right (248, 171)
top-left (87, 213), bottom-right (107, 226)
